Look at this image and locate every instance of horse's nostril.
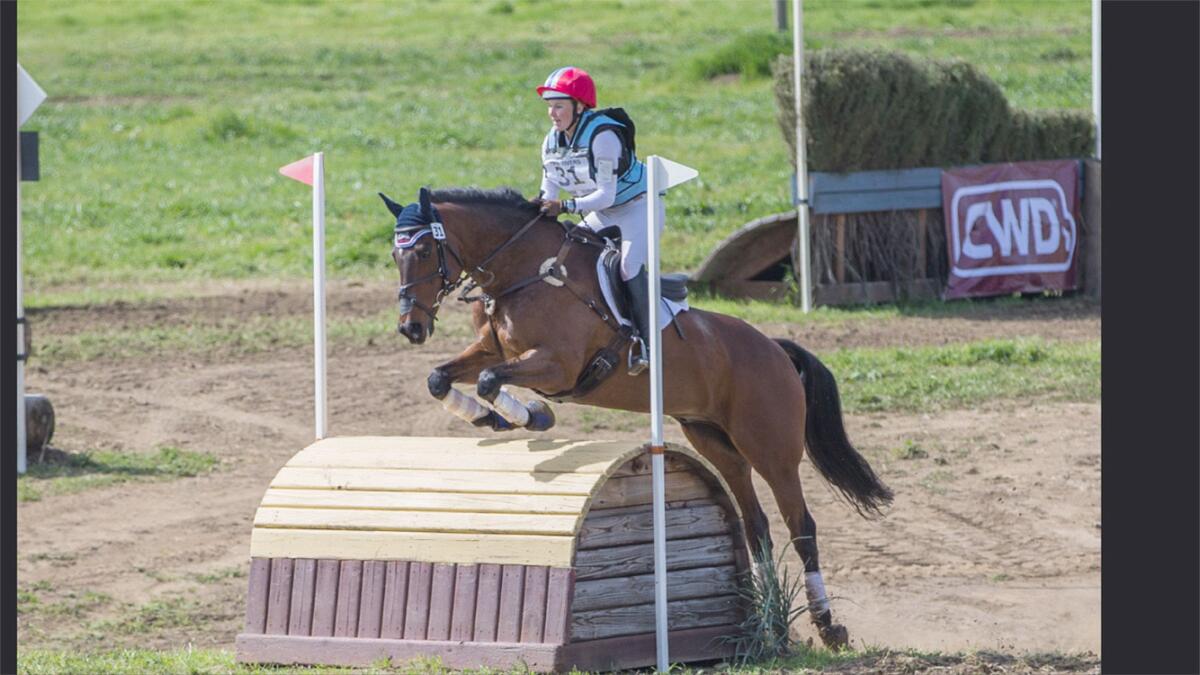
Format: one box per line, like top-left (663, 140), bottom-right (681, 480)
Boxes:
top-left (399, 321), bottom-right (424, 343)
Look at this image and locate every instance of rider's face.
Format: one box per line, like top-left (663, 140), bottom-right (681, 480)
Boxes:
top-left (547, 99), bottom-right (577, 132)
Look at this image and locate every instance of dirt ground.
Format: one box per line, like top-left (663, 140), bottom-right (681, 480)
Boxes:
top-left (17, 280), bottom-right (1101, 673)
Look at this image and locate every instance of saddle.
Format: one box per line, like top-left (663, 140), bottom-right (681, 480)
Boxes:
top-left (594, 225), bottom-right (689, 321)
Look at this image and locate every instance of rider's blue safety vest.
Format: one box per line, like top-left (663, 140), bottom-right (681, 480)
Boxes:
top-left (542, 109), bottom-right (647, 209)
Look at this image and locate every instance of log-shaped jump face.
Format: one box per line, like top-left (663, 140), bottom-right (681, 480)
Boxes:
top-left (392, 232), bottom-right (441, 345)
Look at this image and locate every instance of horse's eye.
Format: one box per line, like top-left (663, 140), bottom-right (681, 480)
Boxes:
top-left (418, 246), bottom-right (431, 259)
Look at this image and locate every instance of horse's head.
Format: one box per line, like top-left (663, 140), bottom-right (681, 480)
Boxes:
top-left (383, 187), bottom-right (460, 345)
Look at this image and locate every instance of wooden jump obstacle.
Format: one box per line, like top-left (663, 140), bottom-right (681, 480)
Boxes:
top-left (236, 436), bottom-right (751, 672)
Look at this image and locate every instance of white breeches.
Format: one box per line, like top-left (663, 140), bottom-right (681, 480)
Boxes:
top-left (583, 194), bottom-right (664, 281)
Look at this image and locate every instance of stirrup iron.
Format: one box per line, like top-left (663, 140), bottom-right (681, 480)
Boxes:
top-left (627, 336), bottom-right (649, 376)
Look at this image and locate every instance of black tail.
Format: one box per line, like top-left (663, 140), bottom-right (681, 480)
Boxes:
top-left (775, 338), bottom-right (894, 519)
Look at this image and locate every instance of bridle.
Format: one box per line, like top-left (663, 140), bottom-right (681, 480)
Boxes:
top-left (393, 225), bottom-right (464, 333)
top-left (393, 203), bottom-right (547, 333)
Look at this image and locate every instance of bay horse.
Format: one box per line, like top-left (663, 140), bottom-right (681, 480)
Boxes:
top-left (385, 186), bottom-right (892, 649)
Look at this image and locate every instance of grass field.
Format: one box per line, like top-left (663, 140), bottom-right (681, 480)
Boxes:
top-left (17, 0), bottom-right (1093, 290)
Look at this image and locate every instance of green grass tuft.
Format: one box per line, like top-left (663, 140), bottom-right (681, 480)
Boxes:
top-left (724, 538), bottom-right (814, 665)
top-left (691, 31), bottom-right (792, 80)
top-left (18, 446), bottom-right (219, 502)
top-left (892, 439), bottom-right (929, 459)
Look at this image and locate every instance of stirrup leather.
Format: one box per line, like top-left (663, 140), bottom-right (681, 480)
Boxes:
top-left (627, 336), bottom-right (649, 376)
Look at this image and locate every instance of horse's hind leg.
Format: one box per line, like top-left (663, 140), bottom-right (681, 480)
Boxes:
top-left (725, 414), bottom-right (851, 650)
top-left (679, 421), bottom-right (773, 558)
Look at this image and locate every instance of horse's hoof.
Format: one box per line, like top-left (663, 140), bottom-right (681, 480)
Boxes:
top-left (525, 400), bottom-right (556, 432)
top-left (817, 622), bottom-right (850, 650)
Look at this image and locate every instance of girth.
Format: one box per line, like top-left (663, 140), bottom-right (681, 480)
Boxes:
top-left (535, 324), bottom-right (635, 403)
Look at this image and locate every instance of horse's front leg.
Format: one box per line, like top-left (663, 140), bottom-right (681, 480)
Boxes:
top-left (427, 340), bottom-right (512, 431)
top-left (475, 348), bottom-right (566, 432)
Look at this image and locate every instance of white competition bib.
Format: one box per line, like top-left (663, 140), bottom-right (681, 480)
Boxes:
top-left (543, 147), bottom-right (596, 197)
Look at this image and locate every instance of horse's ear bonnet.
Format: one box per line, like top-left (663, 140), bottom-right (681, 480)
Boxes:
top-left (387, 187), bottom-right (441, 247)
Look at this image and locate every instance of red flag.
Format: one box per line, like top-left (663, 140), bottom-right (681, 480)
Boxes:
top-left (279, 154), bottom-right (315, 185)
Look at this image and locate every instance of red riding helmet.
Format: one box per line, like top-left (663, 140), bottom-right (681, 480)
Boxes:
top-left (536, 67), bottom-right (597, 109)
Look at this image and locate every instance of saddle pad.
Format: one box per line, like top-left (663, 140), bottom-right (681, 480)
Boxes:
top-left (596, 248), bottom-right (689, 331)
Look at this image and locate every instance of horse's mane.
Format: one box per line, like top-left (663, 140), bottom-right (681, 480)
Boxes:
top-left (430, 187), bottom-right (539, 221)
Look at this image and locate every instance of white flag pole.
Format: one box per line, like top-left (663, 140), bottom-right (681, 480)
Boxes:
top-left (643, 155), bottom-right (699, 672)
top-left (645, 155), bottom-right (669, 673)
top-left (312, 152), bottom-right (327, 439)
top-left (17, 131), bottom-right (27, 475)
top-left (17, 63), bottom-right (46, 475)
top-left (1091, 0), bottom-right (1100, 160)
top-left (792, 0), bottom-right (813, 313)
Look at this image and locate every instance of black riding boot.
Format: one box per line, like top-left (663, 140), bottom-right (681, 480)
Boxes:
top-left (624, 267), bottom-right (652, 376)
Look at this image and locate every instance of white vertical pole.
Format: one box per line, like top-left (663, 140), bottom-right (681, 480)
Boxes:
top-left (312, 152), bottom-right (327, 440)
top-left (792, 0), bottom-right (812, 312)
top-left (16, 132), bottom-right (27, 475)
top-left (1092, 0), bottom-right (1101, 160)
top-left (645, 155), bottom-right (668, 673)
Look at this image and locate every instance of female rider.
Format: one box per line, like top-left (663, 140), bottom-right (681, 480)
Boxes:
top-left (533, 66), bottom-right (653, 375)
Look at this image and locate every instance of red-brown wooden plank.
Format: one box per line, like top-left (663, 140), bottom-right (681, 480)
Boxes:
top-left (520, 565), bottom-right (549, 643)
top-left (426, 563), bottom-right (456, 641)
top-left (265, 558), bottom-right (294, 635)
top-left (449, 564), bottom-right (478, 641)
top-left (357, 560), bottom-right (387, 638)
top-left (543, 567), bottom-right (574, 644)
top-left (244, 558), bottom-right (271, 635)
top-left (496, 564), bottom-right (525, 642)
top-left (311, 559), bottom-right (341, 637)
top-left (473, 563), bottom-right (502, 642)
top-left (403, 562), bottom-right (433, 640)
top-left (380, 561), bottom-right (409, 639)
top-left (334, 560), bottom-right (363, 638)
top-left (288, 558), bottom-right (317, 636)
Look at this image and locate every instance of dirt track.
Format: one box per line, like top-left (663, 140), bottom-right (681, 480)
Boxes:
top-left (17, 280), bottom-right (1101, 672)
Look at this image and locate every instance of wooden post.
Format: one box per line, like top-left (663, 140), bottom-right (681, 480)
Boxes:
top-left (834, 214), bottom-right (845, 284)
top-left (916, 209), bottom-right (928, 278)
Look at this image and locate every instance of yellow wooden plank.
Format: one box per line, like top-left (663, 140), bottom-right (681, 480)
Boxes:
top-left (269, 467), bottom-right (602, 495)
top-left (254, 507), bottom-right (579, 536)
top-left (249, 528), bottom-right (576, 567)
top-left (259, 489), bottom-right (589, 515)
top-left (285, 447), bottom-right (618, 474)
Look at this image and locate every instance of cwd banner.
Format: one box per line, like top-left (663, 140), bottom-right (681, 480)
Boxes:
top-left (941, 160), bottom-right (1081, 299)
